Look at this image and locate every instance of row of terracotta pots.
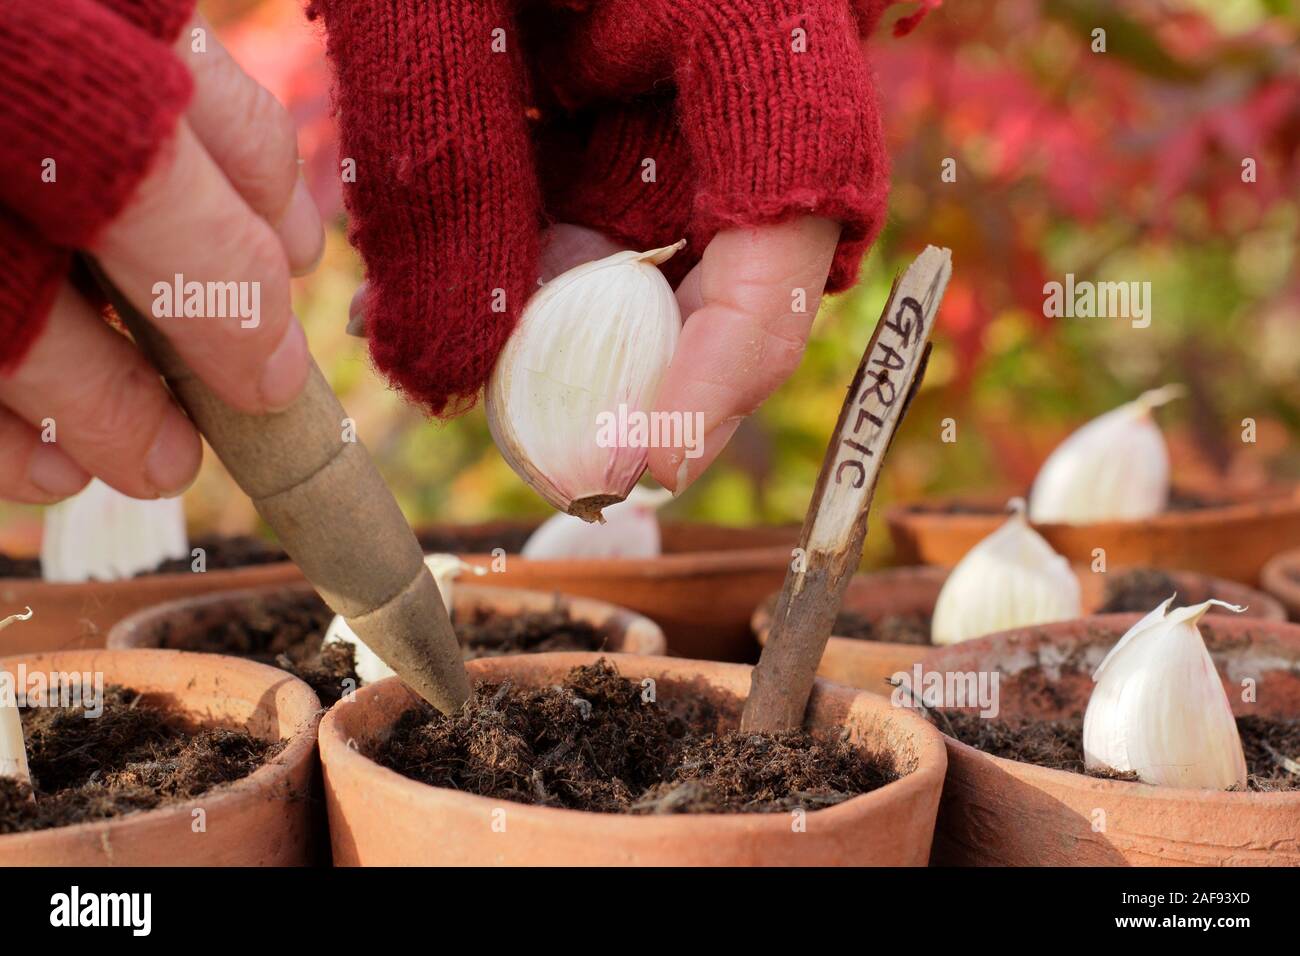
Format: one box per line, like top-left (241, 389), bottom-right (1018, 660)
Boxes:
top-left (8, 568), bottom-right (1300, 866)
top-left (0, 521), bottom-right (797, 662)
top-left (1, 581), bottom-right (946, 865)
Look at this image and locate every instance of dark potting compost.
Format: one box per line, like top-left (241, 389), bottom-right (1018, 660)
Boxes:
top-left (0, 686), bottom-right (281, 834)
top-left (0, 534), bottom-right (286, 580)
top-left (834, 610), bottom-right (932, 645)
top-left (936, 658), bottom-right (1299, 793)
top-left (152, 591), bottom-right (607, 705)
top-left (372, 660), bottom-right (897, 814)
top-left (1096, 567), bottom-right (1184, 613)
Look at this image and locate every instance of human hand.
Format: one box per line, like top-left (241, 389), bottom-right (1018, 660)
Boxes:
top-left (0, 2), bottom-right (322, 503)
top-left (318, 0), bottom-right (903, 489)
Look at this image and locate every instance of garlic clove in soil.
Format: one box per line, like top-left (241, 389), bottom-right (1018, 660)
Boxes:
top-left (1028, 384), bottom-right (1185, 524)
top-left (40, 479), bottom-right (188, 583)
top-left (930, 498), bottom-right (1081, 646)
top-left (521, 485), bottom-right (673, 559)
top-left (0, 608), bottom-right (34, 786)
top-left (1083, 598), bottom-right (1248, 790)
top-left (322, 554), bottom-right (486, 685)
top-left (486, 242), bottom-right (684, 523)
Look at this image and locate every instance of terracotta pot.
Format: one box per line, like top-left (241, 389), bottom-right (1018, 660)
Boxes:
top-left (0, 562), bottom-right (303, 656)
top-left (107, 581), bottom-right (667, 657)
top-left (752, 566), bottom-right (1286, 693)
top-left (886, 487), bottom-right (1300, 585)
top-left (0, 649), bottom-right (321, 866)
top-left (1261, 548), bottom-right (1300, 622)
top-left (319, 652), bottom-right (947, 865)
top-left (448, 521), bottom-right (798, 662)
top-left (921, 614), bottom-right (1300, 866)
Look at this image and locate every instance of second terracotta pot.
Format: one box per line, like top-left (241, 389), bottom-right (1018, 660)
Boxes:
top-left (319, 652), bottom-right (948, 865)
top-left (752, 565), bottom-right (1283, 694)
top-left (886, 487), bottom-right (1300, 585)
top-left (0, 649), bottom-right (321, 866)
top-left (921, 615), bottom-right (1300, 865)
top-left (1261, 547), bottom-right (1300, 621)
top-left (107, 582), bottom-right (666, 658)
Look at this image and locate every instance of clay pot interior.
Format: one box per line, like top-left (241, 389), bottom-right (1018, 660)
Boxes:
top-left (320, 652), bottom-right (948, 865)
top-left (923, 615), bottom-right (1300, 865)
top-left (0, 649), bottom-right (321, 866)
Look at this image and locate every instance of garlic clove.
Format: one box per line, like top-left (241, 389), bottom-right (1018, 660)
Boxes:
top-left (322, 554), bottom-right (486, 685)
top-left (1083, 598), bottom-right (1247, 790)
top-left (930, 498), bottom-right (1082, 646)
top-left (521, 485), bottom-right (672, 559)
top-left (40, 479), bottom-right (188, 583)
top-left (1028, 384), bottom-right (1185, 524)
top-left (0, 608), bottom-right (34, 785)
top-left (486, 243), bottom-right (684, 523)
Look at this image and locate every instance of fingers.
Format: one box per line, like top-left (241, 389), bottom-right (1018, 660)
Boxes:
top-left (0, 284), bottom-right (201, 499)
top-left (0, 406), bottom-right (90, 504)
top-left (177, 15), bottom-right (323, 275)
top-left (647, 217), bottom-right (841, 493)
top-left (90, 120), bottom-right (309, 415)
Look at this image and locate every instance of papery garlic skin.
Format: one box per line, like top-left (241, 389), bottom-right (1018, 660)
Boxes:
top-left (322, 554), bottom-right (485, 685)
top-left (930, 499), bottom-right (1081, 646)
top-left (486, 243), bottom-right (684, 523)
top-left (40, 479), bottom-right (188, 583)
top-left (1028, 385), bottom-right (1185, 525)
top-left (522, 486), bottom-right (672, 559)
top-left (1083, 598), bottom-right (1247, 791)
top-left (0, 608), bottom-right (34, 785)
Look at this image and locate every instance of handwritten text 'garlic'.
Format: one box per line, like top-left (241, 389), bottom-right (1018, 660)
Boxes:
top-left (322, 554), bottom-right (485, 685)
top-left (41, 479), bottom-right (188, 583)
top-left (1083, 597), bottom-right (1247, 791)
top-left (486, 243), bottom-right (684, 523)
top-left (1028, 385), bottom-right (1184, 524)
top-left (931, 499), bottom-right (1081, 646)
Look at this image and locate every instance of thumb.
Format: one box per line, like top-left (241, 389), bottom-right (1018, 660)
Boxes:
top-left (647, 216), bottom-right (841, 493)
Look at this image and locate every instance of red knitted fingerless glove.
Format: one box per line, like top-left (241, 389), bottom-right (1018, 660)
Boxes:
top-left (315, 0), bottom-right (928, 416)
top-left (0, 0), bottom-right (195, 370)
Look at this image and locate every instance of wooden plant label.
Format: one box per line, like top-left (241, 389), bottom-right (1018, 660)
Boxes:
top-left (741, 246), bottom-right (953, 733)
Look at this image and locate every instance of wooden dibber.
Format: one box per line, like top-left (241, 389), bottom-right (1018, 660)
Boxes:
top-left (91, 265), bottom-right (471, 714)
top-left (741, 246), bottom-right (953, 733)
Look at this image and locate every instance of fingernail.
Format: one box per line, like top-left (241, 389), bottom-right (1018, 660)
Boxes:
top-left (28, 444), bottom-right (90, 499)
top-left (259, 320), bottom-right (309, 412)
top-left (145, 410), bottom-right (201, 498)
top-left (280, 176), bottom-right (324, 277)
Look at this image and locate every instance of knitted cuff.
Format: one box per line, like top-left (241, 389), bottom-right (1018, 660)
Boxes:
top-left (0, 213), bottom-right (70, 373)
top-left (0, 0), bottom-right (193, 250)
top-left (311, 0), bottom-right (541, 416)
top-left (539, 96), bottom-right (697, 287)
top-left (672, 0), bottom-right (889, 292)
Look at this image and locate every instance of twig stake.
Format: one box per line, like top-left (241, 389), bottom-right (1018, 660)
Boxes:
top-left (740, 247), bottom-right (952, 732)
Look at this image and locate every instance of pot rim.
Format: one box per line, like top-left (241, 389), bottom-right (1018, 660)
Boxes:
top-left (0, 648), bottom-right (321, 849)
top-left (886, 487), bottom-right (1300, 532)
top-left (750, 566), bottom-right (1285, 647)
top-left (105, 581), bottom-right (668, 656)
top-left (925, 612), bottom-right (1300, 806)
top-left (318, 651), bottom-right (948, 835)
top-left (1261, 546), bottom-right (1300, 594)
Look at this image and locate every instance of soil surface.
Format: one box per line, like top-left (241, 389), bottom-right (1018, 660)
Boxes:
top-left (939, 704), bottom-right (1299, 792)
top-left (153, 592), bottom-right (606, 706)
top-left (0, 686), bottom-right (281, 833)
top-left (834, 609), bottom-right (932, 645)
top-left (0, 526), bottom-right (534, 581)
top-left (374, 660), bottom-right (897, 814)
top-left (1096, 567), bottom-right (1184, 613)
top-left (907, 490), bottom-right (1227, 517)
